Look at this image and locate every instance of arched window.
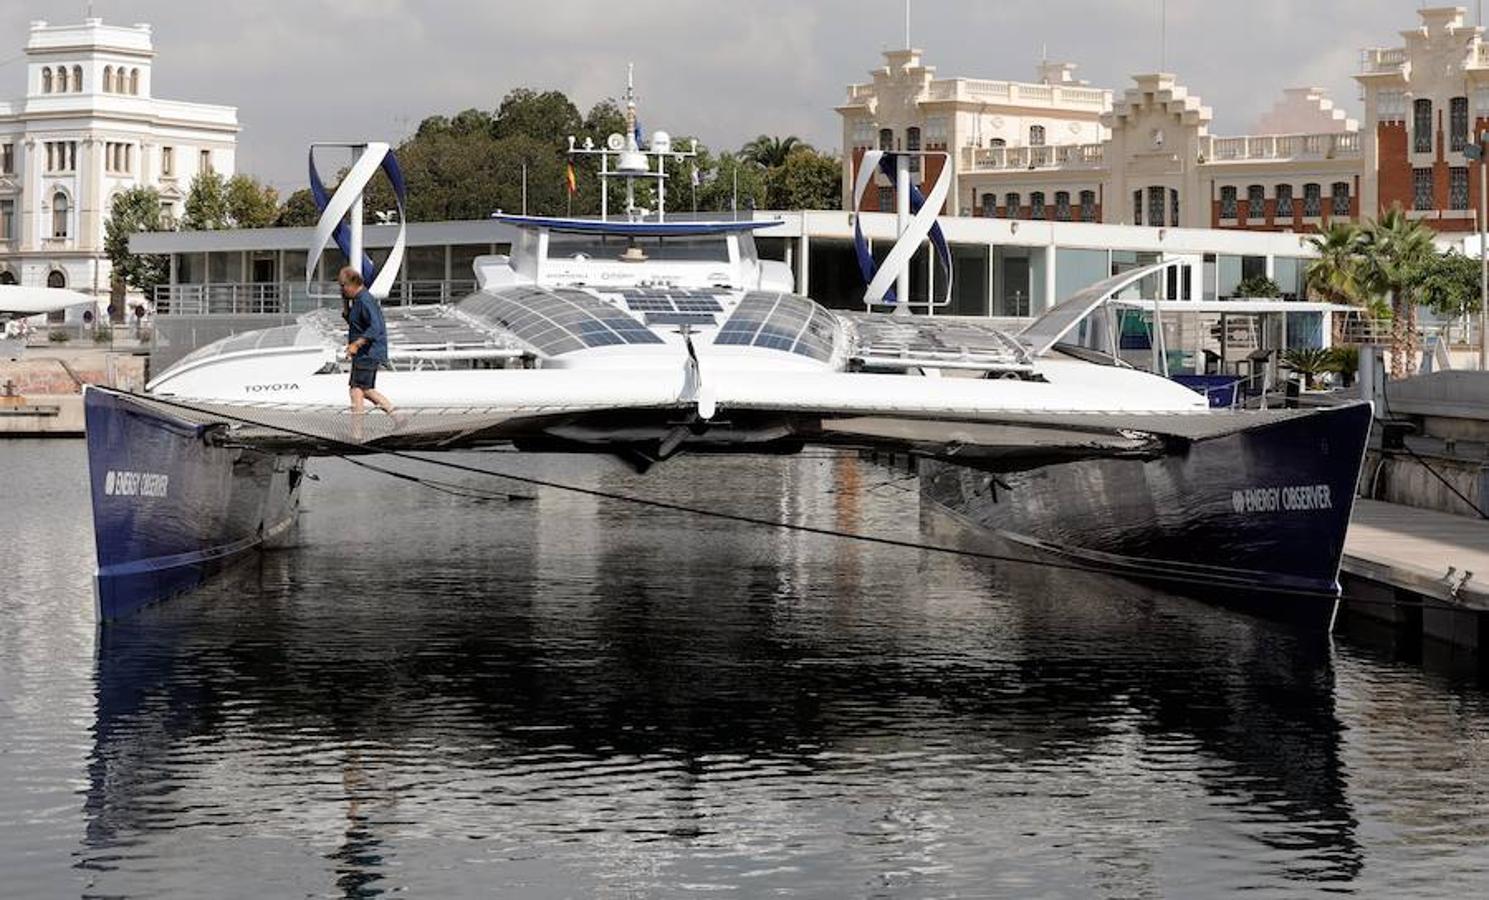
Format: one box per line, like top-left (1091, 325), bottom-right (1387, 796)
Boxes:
top-left (1219, 186), bottom-right (1237, 219)
top-left (41, 67), bottom-right (52, 93)
top-left (115, 68), bottom-right (127, 93)
top-left (878, 128), bottom-right (893, 152)
top-left (980, 192), bottom-right (997, 218)
top-left (1331, 181), bottom-right (1351, 217)
top-left (1414, 98), bottom-right (1433, 153)
top-left (1054, 190), bottom-right (1071, 221)
top-left (988, 137), bottom-right (1006, 148)
top-left (1079, 189), bottom-right (1096, 222)
top-left (1247, 185), bottom-right (1265, 221)
top-left (103, 66), bottom-right (112, 92)
top-left (129, 68), bottom-right (139, 95)
top-left (1304, 182), bottom-right (1322, 217)
top-left (72, 65), bottom-right (82, 92)
top-left (52, 192), bottom-right (69, 238)
top-left (56, 67), bottom-right (68, 92)
top-left (1029, 125), bottom-right (1046, 146)
top-left (1005, 192), bottom-right (1021, 218)
top-left (0, 270), bottom-right (16, 285)
top-left (47, 269), bottom-right (66, 288)
top-left (1148, 186), bottom-right (1166, 226)
top-left (1030, 191), bottom-right (1046, 219)
top-left (1275, 184), bottom-right (1294, 218)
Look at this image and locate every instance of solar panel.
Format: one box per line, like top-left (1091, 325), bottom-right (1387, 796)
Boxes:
top-left (460, 286), bottom-right (663, 356)
top-left (644, 312), bottom-right (718, 326)
top-left (713, 292), bottom-right (839, 362)
top-left (621, 290), bottom-right (725, 315)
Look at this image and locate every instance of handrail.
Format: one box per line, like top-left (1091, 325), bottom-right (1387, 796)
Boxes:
top-left (152, 279), bottom-right (476, 316)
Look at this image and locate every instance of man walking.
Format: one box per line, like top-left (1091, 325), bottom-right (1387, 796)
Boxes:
top-left (338, 266), bottom-right (395, 415)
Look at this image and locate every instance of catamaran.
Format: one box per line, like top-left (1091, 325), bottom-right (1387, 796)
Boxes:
top-left (82, 98), bottom-right (1371, 628)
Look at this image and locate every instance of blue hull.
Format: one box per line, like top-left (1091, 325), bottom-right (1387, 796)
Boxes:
top-left (84, 388), bottom-right (305, 622)
top-left (920, 403), bottom-right (1373, 627)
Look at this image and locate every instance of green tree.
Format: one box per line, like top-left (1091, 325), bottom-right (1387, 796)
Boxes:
top-left (741, 134), bottom-right (805, 169)
top-left (1305, 222), bottom-right (1367, 305)
top-left (181, 171), bottom-right (231, 230)
top-left (103, 187), bottom-right (170, 301)
top-left (276, 187), bottom-right (320, 227)
top-left (493, 89), bottom-right (583, 147)
top-left (764, 147), bottom-right (842, 210)
top-left (1417, 250), bottom-right (1483, 320)
top-left (697, 151), bottom-right (766, 215)
top-left (225, 173), bottom-right (279, 228)
top-left (1234, 274), bottom-right (1281, 298)
top-left (1359, 206), bottom-right (1437, 378)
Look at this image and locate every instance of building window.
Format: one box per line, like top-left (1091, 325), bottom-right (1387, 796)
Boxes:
top-left (0, 270), bottom-right (13, 284)
top-left (1331, 181), bottom-right (1352, 217)
top-left (1304, 182), bottom-right (1323, 217)
top-left (162, 146), bottom-right (174, 177)
top-left (980, 192), bottom-right (996, 217)
top-left (906, 126), bottom-right (921, 174)
top-left (1450, 168), bottom-right (1470, 210)
top-left (1247, 185), bottom-right (1265, 222)
top-left (877, 186), bottom-right (894, 212)
top-left (924, 115), bottom-right (949, 146)
top-left (1079, 189), bottom-right (1096, 222)
top-left (1133, 189), bottom-right (1144, 225)
top-left (1414, 98), bottom-right (1433, 153)
top-left (51, 192), bottom-right (69, 238)
top-left (1219, 186), bottom-right (1237, 219)
top-left (103, 65), bottom-right (112, 93)
top-left (47, 270), bottom-right (65, 289)
top-left (878, 128), bottom-right (893, 152)
top-left (56, 67), bottom-right (68, 93)
top-left (1005, 192), bottom-right (1021, 218)
top-left (1170, 188), bottom-right (1180, 228)
top-left (0, 199), bottom-right (14, 240)
top-left (1029, 125), bottom-right (1046, 146)
top-left (41, 67), bottom-right (52, 93)
top-left (72, 65), bottom-right (82, 92)
top-left (1029, 191), bottom-right (1046, 219)
top-left (850, 120), bottom-right (874, 149)
top-left (1054, 190), bottom-right (1071, 221)
top-left (988, 137), bottom-right (1006, 148)
top-left (46, 141), bottom-right (77, 173)
top-left (130, 68), bottom-right (140, 95)
top-left (116, 68), bottom-right (127, 93)
top-left (1, 143), bottom-right (12, 175)
top-left (1148, 185), bottom-right (1166, 227)
top-left (199, 149), bottom-right (212, 174)
top-left (1452, 97), bottom-right (1469, 152)
top-left (1412, 169), bottom-right (1433, 210)
top-left (1276, 184), bottom-right (1293, 218)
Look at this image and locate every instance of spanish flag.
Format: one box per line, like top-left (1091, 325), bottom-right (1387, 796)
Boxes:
top-left (565, 162), bottom-right (577, 195)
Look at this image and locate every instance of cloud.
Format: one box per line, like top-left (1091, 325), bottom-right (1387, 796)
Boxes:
top-left (0, 1), bottom-right (1443, 192)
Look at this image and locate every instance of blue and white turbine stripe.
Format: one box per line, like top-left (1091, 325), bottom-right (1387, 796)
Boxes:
top-left (851, 150), bottom-right (953, 307)
top-left (307, 142), bottom-right (407, 299)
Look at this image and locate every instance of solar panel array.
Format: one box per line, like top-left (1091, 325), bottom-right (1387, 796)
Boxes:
top-left (461, 286), bottom-right (663, 356)
top-left (713, 292), bottom-right (838, 362)
top-left (619, 288), bottom-right (725, 315)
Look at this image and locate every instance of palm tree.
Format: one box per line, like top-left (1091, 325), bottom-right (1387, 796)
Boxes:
top-left (740, 134), bottom-right (805, 169)
top-left (1359, 206), bottom-right (1437, 379)
top-left (1305, 222), bottom-right (1365, 305)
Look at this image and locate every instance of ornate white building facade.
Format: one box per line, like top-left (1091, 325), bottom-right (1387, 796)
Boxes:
top-left (0, 18), bottom-right (237, 312)
top-left (839, 6), bottom-right (1489, 239)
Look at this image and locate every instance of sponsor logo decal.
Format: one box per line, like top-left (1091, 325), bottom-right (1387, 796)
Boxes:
top-left (103, 470), bottom-right (170, 498)
top-left (1231, 484), bottom-right (1332, 514)
top-left (245, 383), bottom-right (300, 393)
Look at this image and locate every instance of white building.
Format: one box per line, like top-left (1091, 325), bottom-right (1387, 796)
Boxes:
top-left (0, 18), bottom-right (238, 315)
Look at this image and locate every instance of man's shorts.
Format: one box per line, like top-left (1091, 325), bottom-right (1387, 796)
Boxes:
top-left (349, 360), bottom-right (379, 389)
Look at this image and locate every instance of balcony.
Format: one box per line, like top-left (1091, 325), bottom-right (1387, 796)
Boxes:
top-left (1204, 131), bottom-right (1360, 163)
top-left (1359, 47), bottom-right (1407, 74)
top-left (961, 142), bottom-right (1105, 173)
top-left (921, 78), bottom-right (1109, 110)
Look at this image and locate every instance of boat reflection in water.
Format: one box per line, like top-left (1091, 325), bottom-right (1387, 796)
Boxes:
top-left (80, 455), bottom-right (1361, 896)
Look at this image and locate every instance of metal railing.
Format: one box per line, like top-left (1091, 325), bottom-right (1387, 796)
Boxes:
top-left (1359, 47), bottom-right (1407, 73)
top-left (152, 279), bottom-right (477, 316)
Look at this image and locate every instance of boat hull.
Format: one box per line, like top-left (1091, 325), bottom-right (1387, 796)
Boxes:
top-left (85, 388), bottom-right (305, 622)
top-left (919, 402), bottom-right (1373, 627)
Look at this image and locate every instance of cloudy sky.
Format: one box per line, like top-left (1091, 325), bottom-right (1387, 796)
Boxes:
top-left (0, 1), bottom-right (1452, 191)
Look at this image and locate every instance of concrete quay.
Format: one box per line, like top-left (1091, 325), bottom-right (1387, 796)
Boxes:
top-left (0, 343), bottom-right (148, 437)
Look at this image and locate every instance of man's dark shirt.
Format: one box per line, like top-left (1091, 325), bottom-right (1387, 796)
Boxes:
top-left (346, 289), bottom-right (389, 365)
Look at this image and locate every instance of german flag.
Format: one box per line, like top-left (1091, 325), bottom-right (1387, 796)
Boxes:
top-left (565, 162), bottom-right (577, 195)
